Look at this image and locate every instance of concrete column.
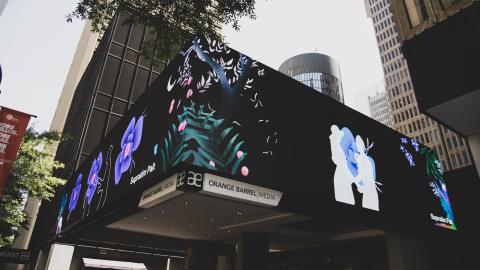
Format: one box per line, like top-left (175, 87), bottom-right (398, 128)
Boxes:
top-left (38, 244), bottom-right (75, 270)
top-left (234, 233), bottom-right (269, 270)
top-left (467, 133), bottom-right (480, 177)
top-left (386, 232), bottom-right (431, 270)
top-left (184, 240), bottom-right (218, 270)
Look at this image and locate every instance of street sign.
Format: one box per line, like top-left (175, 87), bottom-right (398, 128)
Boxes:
top-left (0, 248), bottom-right (32, 264)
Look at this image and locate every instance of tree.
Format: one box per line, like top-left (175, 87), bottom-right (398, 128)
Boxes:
top-left (0, 129), bottom-right (66, 247)
top-left (67, 0), bottom-right (257, 57)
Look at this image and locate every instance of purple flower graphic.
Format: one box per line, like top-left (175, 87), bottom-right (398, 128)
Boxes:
top-left (68, 173), bottom-right (82, 219)
top-left (85, 152), bottom-right (103, 205)
top-left (115, 115), bottom-right (144, 184)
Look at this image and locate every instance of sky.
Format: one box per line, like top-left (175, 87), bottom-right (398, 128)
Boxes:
top-left (0, 0), bottom-right (384, 132)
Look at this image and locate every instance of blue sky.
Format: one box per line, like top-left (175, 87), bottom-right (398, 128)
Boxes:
top-left (0, 0), bottom-right (383, 131)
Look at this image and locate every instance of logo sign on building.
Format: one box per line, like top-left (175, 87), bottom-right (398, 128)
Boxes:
top-left (0, 248), bottom-right (32, 264)
top-left (0, 106), bottom-right (32, 195)
top-left (201, 173), bottom-right (282, 207)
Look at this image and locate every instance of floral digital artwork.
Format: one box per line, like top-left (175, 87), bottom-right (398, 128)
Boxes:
top-left (400, 137), bottom-right (417, 167)
top-left (329, 125), bottom-right (380, 211)
top-left (85, 152), bottom-right (103, 205)
top-left (421, 147), bottom-right (457, 230)
top-left (68, 173), bottom-right (82, 219)
top-left (115, 115), bottom-right (144, 185)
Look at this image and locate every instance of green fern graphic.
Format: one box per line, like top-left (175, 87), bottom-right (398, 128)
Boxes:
top-left (160, 102), bottom-right (247, 175)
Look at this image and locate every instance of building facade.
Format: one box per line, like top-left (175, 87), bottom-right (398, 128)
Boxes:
top-left (388, 0), bottom-right (473, 41)
top-left (363, 0), bottom-right (472, 171)
top-left (369, 91), bottom-right (395, 128)
top-left (30, 12), bottom-right (170, 252)
top-left (278, 53), bottom-right (344, 103)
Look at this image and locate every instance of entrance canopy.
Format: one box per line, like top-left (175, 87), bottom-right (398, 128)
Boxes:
top-left (52, 36), bottom-right (458, 246)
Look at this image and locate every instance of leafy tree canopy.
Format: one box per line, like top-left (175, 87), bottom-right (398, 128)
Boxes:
top-left (67, 0), bottom-right (257, 57)
top-left (0, 129), bottom-right (66, 247)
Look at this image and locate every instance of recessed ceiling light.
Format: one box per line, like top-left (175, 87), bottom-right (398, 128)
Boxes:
top-left (236, 210), bottom-right (243, 215)
top-left (227, 230), bottom-right (231, 233)
top-left (143, 216), bottom-right (147, 220)
top-left (161, 209), bottom-right (165, 214)
top-left (209, 218), bottom-right (215, 222)
top-left (185, 201), bottom-right (189, 206)
top-left (187, 224), bottom-right (192, 228)
top-left (207, 234), bottom-right (211, 237)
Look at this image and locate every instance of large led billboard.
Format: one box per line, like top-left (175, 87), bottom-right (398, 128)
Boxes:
top-left (54, 36), bottom-right (457, 238)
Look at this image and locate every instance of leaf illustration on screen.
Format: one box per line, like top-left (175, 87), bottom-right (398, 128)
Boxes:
top-left (160, 101), bottom-right (248, 176)
top-left (421, 146), bottom-right (457, 230)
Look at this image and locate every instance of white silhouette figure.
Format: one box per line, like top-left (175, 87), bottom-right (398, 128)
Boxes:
top-left (329, 125), bottom-right (355, 205)
top-left (354, 135), bottom-right (379, 211)
top-left (329, 125), bottom-right (380, 211)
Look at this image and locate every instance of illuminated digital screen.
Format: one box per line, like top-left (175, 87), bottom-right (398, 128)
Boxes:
top-left (56, 36), bottom-right (456, 237)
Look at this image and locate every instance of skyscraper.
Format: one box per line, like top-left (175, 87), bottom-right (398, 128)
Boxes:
top-left (369, 91), bottom-right (394, 128)
top-left (278, 53), bottom-right (344, 103)
top-left (363, 0), bottom-right (471, 171)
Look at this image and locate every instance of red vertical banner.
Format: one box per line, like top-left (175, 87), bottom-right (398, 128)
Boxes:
top-left (0, 106), bottom-right (32, 196)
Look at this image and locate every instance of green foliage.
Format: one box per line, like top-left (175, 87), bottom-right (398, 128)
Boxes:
top-left (161, 102), bottom-right (246, 174)
top-left (0, 128), bottom-right (66, 247)
top-left (67, 0), bottom-right (257, 58)
top-left (421, 146), bottom-right (444, 181)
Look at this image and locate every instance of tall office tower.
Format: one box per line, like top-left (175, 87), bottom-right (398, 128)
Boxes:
top-left (30, 12), bottom-right (170, 249)
top-left (384, 0), bottom-right (480, 176)
top-left (363, 0), bottom-right (471, 171)
top-left (278, 53), bottom-right (345, 103)
top-left (369, 91), bottom-right (395, 128)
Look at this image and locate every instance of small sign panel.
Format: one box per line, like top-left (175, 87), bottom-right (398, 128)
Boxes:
top-left (0, 248), bottom-right (32, 264)
top-left (138, 174), bottom-right (181, 208)
top-left (201, 173), bottom-right (283, 207)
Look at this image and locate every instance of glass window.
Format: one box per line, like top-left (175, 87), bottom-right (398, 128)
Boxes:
top-left (437, 145), bottom-right (444, 156)
top-left (462, 151), bottom-right (470, 164)
top-left (94, 93), bottom-right (111, 110)
top-left (112, 99), bottom-right (128, 115)
top-left (116, 62), bottom-right (135, 100)
top-left (82, 109), bottom-right (107, 154)
top-left (110, 43), bottom-right (125, 58)
top-left (128, 23), bottom-right (145, 50)
top-left (125, 49), bottom-right (139, 63)
top-left (452, 136), bottom-right (458, 147)
top-left (456, 153), bottom-right (463, 166)
top-left (446, 138), bottom-right (452, 149)
top-left (113, 14), bottom-right (131, 44)
top-left (132, 68), bottom-right (149, 102)
top-left (99, 56), bottom-right (121, 95)
top-left (440, 0), bottom-right (458, 9)
top-left (451, 154), bottom-right (457, 168)
top-left (139, 55), bottom-right (151, 69)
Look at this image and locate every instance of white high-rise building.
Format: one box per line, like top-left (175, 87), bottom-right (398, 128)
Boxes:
top-left (369, 91), bottom-right (394, 128)
top-left (363, 0), bottom-right (472, 171)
